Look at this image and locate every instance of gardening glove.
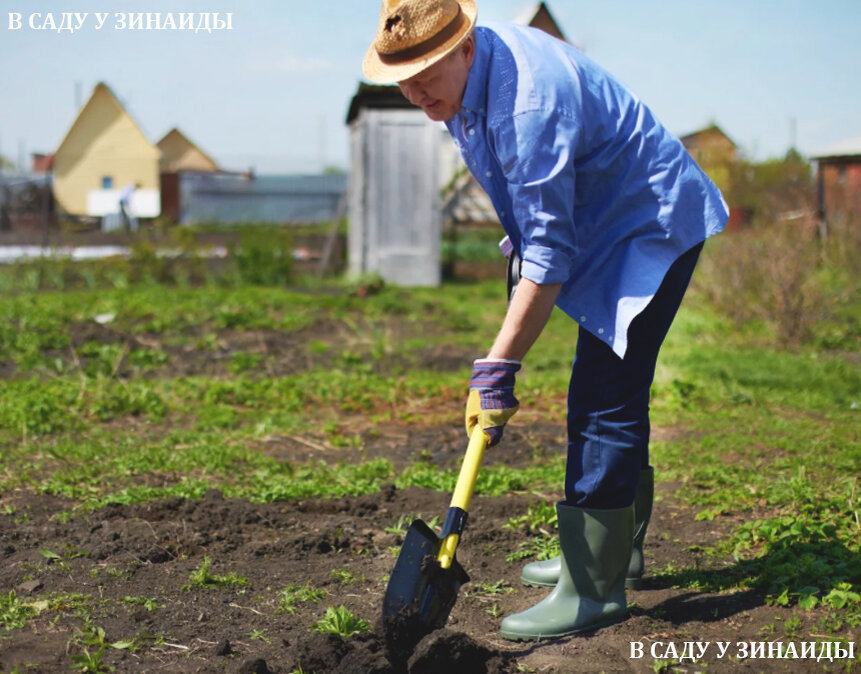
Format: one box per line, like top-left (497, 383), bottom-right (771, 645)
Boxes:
top-left (465, 358), bottom-right (521, 447)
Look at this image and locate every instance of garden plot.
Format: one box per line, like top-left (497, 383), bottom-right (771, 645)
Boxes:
top-left (1, 275), bottom-right (858, 673)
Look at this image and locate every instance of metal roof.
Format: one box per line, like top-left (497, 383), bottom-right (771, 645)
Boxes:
top-left (811, 135), bottom-right (861, 159)
top-left (178, 172), bottom-right (347, 225)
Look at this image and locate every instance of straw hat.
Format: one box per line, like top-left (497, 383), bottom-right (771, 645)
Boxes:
top-left (362, 0), bottom-right (477, 84)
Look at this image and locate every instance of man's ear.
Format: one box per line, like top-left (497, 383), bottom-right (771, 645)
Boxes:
top-left (462, 33), bottom-right (475, 65)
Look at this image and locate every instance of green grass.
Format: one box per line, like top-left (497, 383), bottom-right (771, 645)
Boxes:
top-left (505, 500), bottom-right (558, 532)
top-left (644, 305), bottom-right (860, 617)
top-left (0, 260), bottom-right (858, 632)
top-left (505, 534), bottom-right (561, 563)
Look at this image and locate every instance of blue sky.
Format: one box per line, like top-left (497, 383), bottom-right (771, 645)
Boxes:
top-left (1, 1), bottom-right (859, 174)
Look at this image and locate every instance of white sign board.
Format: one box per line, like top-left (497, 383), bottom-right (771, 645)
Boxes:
top-left (87, 189), bottom-right (161, 217)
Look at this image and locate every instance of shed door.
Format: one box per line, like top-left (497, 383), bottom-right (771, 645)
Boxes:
top-left (365, 109), bottom-right (441, 286)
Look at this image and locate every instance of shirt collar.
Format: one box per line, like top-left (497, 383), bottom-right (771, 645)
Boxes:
top-left (459, 26), bottom-right (489, 117)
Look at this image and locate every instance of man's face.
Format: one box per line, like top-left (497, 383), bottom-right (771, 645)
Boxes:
top-left (398, 37), bottom-right (474, 122)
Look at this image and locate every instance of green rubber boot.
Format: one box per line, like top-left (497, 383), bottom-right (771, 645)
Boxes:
top-left (626, 466), bottom-right (653, 590)
top-left (500, 502), bottom-right (634, 640)
top-left (519, 555), bottom-right (561, 588)
top-left (520, 467), bottom-right (654, 589)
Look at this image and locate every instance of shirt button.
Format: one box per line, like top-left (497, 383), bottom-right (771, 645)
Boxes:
top-left (469, 128), bottom-right (476, 136)
top-left (580, 316), bottom-right (586, 322)
top-left (485, 170), bottom-right (492, 178)
top-left (598, 328), bottom-right (605, 335)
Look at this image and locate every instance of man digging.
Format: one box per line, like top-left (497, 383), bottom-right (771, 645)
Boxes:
top-left (363, 0), bottom-right (728, 640)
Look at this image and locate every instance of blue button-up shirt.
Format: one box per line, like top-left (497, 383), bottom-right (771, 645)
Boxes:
top-left (445, 24), bottom-right (728, 357)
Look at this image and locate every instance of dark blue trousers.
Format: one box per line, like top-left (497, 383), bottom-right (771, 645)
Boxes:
top-left (565, 242), bottom-right (703, 509)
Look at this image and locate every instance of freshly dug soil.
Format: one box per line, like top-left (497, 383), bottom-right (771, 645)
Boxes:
top-left (0, 468), bottom-right (839, 673)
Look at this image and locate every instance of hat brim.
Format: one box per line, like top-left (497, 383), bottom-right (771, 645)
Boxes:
top-left (362, 0), bottom-right (477, 84)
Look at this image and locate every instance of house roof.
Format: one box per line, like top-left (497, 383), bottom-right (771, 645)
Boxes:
top-left (811, 135), bottom-right (861, 159)
top-left (54, 81), bottom-right (159, 158)
top-left (679, 123), bottom-right (737, 148)
top-left (157, 127), bottom-right (219, 171)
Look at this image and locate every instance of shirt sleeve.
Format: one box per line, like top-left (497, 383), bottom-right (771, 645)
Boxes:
top-left (495, 108), bottom-right (580, 286)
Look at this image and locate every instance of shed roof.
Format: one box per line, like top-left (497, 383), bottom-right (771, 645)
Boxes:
top-left (345, 83), bottom-right (416, 125)
top-left (811, 135), bottom-right (861, 160)
top-left (513, 2), bottom-right (569, 43)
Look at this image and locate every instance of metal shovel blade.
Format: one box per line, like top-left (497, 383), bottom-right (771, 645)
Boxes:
top-left (381, 518), bottom-right (469, 657)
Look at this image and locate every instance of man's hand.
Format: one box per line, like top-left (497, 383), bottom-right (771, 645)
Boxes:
top-left (465, 358), bottom-right (521, 447)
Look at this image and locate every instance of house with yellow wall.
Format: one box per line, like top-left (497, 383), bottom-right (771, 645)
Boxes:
top-left (53, 82), bottom-right (161, 218)
top-left (679, 124), bottom-right (738, 195)
top-left (680, 124), bottom-right (750, 230)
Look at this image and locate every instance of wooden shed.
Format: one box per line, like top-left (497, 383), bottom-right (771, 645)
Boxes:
top-left (812, 135), bottom-right (861, 226)
top-left (157, 127), bottom-right (219, 222)
top-left (346, 84), bottom-right (442, 287)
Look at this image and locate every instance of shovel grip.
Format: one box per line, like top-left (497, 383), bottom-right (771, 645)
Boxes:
top-left (451, 426), bottom-right (488, 511)
top-left (437, 428), bottom-right (488, 568)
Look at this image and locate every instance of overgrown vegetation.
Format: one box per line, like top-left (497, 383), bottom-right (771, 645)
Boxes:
top-left (0, 224), bottom-right (301, 293)
top-left (697, 214), bottom-right (859, 348)
top-left (698, 149), bottom-right (859, 349)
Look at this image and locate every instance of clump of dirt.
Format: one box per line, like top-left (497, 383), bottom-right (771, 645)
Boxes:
top-left (409, 629), bottom-right (515, 674)
top-left (284, 628), bottom-right (515, 674)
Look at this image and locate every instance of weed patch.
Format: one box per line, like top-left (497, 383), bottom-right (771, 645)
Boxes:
top-left (1, 591), bottom-right (39, 631)
top-left (505, 534), bottom-right (560, 563)
top-left (182, 556), bottom-right (249, 590)
top-left (310, 606), bottom-right (370, 637)
top-left (276, 583), bottom-right (326, 615)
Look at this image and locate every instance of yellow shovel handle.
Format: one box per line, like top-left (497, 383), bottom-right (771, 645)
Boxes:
top-left (438, 428), bottom-right (488, 569)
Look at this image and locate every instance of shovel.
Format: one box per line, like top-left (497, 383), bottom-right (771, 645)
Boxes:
top-left (382, 427), bottom-right (489, 659)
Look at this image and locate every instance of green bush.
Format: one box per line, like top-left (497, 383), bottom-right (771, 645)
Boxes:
top-left (228, 228), bottom-right (293, 286)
